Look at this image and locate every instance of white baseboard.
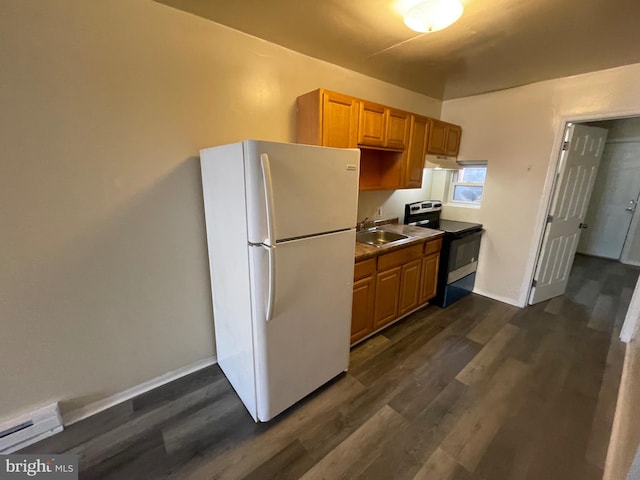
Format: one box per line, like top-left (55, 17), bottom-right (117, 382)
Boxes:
top-left (63, 356), bottom-right (217, 426)
top-left (472, 288), bottom-right (523, 308)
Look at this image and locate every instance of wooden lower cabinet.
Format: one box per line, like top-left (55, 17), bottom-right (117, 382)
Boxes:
top-left (420, 253), bottom-right (440, 304)
top-left (373, 266), bottom-right (401, 329)
top-left (398, 259), bottom-right (422, 317)
top-left (350, 275), bottom-right (375, 343)
top-left (351, 238), bottom-right (442, 345)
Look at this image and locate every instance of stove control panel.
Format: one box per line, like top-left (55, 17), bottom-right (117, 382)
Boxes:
top-left (406, 200), bottom-right (442, 215)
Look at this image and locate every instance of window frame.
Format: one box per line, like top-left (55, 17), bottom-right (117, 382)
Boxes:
top-left (447, 162), bottom-right (487, 207)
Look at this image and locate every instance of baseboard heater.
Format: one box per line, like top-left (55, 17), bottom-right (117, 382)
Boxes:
top-left (0, 403), bottom-right (63, 453)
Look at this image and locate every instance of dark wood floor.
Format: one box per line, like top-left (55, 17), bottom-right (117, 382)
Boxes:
top-left (22, 254), bottom-right (639, 479)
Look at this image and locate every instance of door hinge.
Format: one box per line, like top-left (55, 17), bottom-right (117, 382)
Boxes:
top-left (532, 279), bottom-right (537, 287)
top-left (546, 214), bottom-right (553, 223)
top-left (562, 141), bottom-right (570, 151)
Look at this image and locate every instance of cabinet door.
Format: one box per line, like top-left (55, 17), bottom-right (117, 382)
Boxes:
top-left (420, 253), bottom-right (440, 304)
top-left (322, 91), bottom-right (359, 148)
top-left (358, 102), bottom-right (386, 147)
top-left (398, 259), bottom-right (422, 317)
top-left (385, 109), bottom-right (409, 150)
top-left (373, 266), bottom-right (401, 328)
top-left (427, 119), bottom-right (448, 155)
top-left (351, 275), bottom-right (375, 344)
top-left (403, 115), bottom-right (429, 188)
top-left (445, 124), bottom-right (462, 156)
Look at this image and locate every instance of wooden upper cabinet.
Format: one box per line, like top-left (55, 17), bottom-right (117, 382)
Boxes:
top-left (385, 109), bottom-right (410, 150)
top-left (358, 102), bottom-right (386, 147)
top-left (427, 119), bottom-right (448, 155)
top-left (296, 89), bottom-right (359, 148)
top-left (358, 102), bottom-right (409, 151)
top-left (403, 115), bottom-right (429, 188)
top-left (322, 91), bottom-right (359, 148)
top-left (297, 88), bottom-right (461, 191)
top-left (445, 124), bottom-right (462, 156)
top-left (427, 119), bottom-right (462, 157)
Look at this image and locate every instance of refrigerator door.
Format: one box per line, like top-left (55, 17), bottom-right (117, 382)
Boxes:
top-left (244, 140), bottom-right (360, 245)
top-left (248, 229), bottom-right (355, 421)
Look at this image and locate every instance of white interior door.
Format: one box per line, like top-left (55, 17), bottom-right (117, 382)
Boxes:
top-left (577, 141), bottom-right (640, 259)
top-left (529, 124), bottom-right (608, 305)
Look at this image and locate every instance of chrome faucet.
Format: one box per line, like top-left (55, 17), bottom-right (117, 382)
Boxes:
top-left (357, 217), bottom-right (370, 231)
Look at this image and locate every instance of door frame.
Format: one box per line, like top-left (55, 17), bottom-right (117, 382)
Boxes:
top-left (525, 108), bottom-right (640, 342)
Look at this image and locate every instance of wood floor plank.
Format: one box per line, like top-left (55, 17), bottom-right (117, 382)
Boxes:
top-left (357, 380), bottom-right (468, 480)
top-left (413, 447), bottom-right (461, 480)
top-left (465, 302), bottom-right (518, 345)
top-left (588, 294), bottom-right (617, 332)
top-left (68, 375), bottom-right (232, 470)
top-left (472, 419), bottom-right (536, 480)
top-left (299, 405), bottom-right (408, 480)
top-left (456, 323), bottom-right (521, 386)
top-left (348, 321), bottom-right (443, 386)
top-left (543, 295), bottom-right (564, 315)
top-left (161, 385), bottom-right (250, 456)
top-left (170, 373), bottom-right (367, 480)
top-left (20, 401), bottom-right (135, 454)
top-left (349, 334), bottom-right (392, 369)
top-left (574, 278), bottom-right (603, 310)
top-left (242, 440), bottom-right (315, 480)
top-left (81, 431), bottom-right (168, 480)
top-left (388, 335), bottom-right (481, 420)
top-left (441, 357), bottom-right (531, 472)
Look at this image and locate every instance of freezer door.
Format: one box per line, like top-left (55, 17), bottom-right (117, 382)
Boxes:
top-left (248, 230), bottom-right (355, 421)
top-left (244, 140), bottom-right (360, 245)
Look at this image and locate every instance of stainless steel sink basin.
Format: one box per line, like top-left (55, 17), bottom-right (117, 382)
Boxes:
top-left (356, 229), bottom-right (410, 247)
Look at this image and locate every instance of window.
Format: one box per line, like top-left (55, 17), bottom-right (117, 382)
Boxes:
top-left (449, 162), bottom-right (487, 206)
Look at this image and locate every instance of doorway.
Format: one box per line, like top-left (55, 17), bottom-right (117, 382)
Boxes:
top-left (530, 115), bottom-right (640, 313)
top-left (577, 117), bottom-right (640, 266)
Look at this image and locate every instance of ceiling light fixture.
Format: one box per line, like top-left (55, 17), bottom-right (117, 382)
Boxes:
top-left (403, 0), bottom-right (464, 33)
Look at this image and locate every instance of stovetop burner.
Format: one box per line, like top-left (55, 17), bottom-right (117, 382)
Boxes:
top-left (404, 200), bottom-right (483, 234)
top-left (438, 219), bottom-right (483, 234)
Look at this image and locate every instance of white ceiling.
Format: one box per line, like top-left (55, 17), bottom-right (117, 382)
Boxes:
top-left (155, 0), bottom-right (640, 100)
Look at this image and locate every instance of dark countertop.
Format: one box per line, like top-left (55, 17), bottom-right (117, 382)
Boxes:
top-left (355, 224), bottom-right (443, 262)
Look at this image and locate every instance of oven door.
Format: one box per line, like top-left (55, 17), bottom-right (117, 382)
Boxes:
top-left (447, 230), bottom-right (482, 284)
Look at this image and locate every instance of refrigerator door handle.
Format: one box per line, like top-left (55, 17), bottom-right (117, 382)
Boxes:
top-left (265, 244), bottom-right (276, 322)
top-left (260, 153), bottom-right (276, 245)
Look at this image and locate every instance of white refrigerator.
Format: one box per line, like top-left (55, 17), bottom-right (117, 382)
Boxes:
top-left (200, 140), bottom-right (360, 422)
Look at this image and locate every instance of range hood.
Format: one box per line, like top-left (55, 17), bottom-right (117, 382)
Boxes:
top-left (424, 155), bottom-right (487, 170)
top-left (424, 154), bottom-right (461, 170)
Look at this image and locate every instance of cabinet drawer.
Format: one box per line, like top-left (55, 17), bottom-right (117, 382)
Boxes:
top-left (424, 237), bottom-right (443, 255)
top-left (378, 244), bottom-right (422, 271)
top-left (354, 258), bottom-right (376, 280)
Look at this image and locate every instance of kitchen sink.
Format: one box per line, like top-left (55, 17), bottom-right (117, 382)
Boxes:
top-left (356, 229), bottom-right (410, 247)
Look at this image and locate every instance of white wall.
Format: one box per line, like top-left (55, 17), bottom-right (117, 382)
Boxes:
top-left (441, 63), bottom-right (640, 306)
top-left (357, 169), bottom-right (436, 222)
top-left (0, 0), bottom-right (440, 423)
